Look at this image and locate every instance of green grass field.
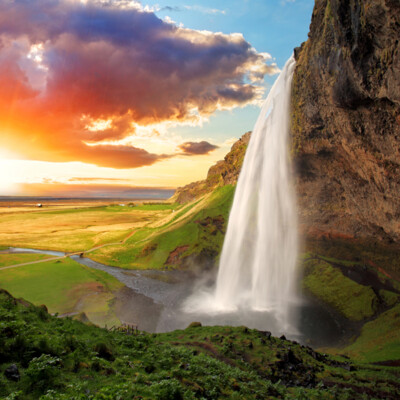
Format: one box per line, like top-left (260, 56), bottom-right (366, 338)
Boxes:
top-left (0, 254), bottom-right (123, 327)
top-left (90, 185), bottom-right (235, 269)
top-left (0, 253), bottom-right (52, 267)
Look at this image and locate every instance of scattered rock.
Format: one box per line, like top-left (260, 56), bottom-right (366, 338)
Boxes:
top-left (165, 245), bottom-right (189, 266)
top-left (187, 322), bottom-right (202, 328)
top-left (260, 330), bottom-right (272, 339)
top-left (4, 364), bottom-right (20, 381)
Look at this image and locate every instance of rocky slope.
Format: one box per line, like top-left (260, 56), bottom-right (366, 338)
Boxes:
top-left (171, 132), bottom-right (251, 204)
top-left (292, 0), bottom-right (400, 245)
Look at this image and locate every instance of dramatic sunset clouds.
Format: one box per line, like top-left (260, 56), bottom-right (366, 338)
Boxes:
top-left (0, 0), bottom-right (278, 171)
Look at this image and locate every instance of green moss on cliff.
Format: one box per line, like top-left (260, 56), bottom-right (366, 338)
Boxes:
top-left (343, 303), bottom-right (400, 362)
top-left (303, 259), bottom-right (378, 321)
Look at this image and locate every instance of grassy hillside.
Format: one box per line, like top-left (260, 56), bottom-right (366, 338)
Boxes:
top-left (1, 289), bottom-right (399, 400)
top-left (90, 185), bottom-right (235, 270)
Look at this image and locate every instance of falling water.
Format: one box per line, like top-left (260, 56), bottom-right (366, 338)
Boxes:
top-left (183, 56), bottom-right (298, 333)
top-left (213, 55), bottom-right (298, 330)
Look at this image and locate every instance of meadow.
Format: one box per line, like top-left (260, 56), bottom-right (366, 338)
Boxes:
top-left (0, 193), bottom-right (232, 329)
top-left (2, 193), bottom-right (400, 366)
top-left (0, 253), bottom-right (123, 327)
top-left (0, 201), bottom-right (180, 253)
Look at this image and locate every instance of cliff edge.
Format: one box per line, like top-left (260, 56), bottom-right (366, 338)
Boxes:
top-left (171, 132), bottom-right (251, 204)
top-left (292, 0), bottom-right (400, 243)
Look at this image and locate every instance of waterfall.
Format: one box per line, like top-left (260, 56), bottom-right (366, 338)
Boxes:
top-left (183, 56), bottom-right (299, 333)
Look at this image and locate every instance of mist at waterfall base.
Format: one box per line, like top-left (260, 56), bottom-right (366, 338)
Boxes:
top-left (182, 56), bottom-right (301, 338)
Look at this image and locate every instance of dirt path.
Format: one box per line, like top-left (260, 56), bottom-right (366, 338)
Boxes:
top-left (0, 229), bottom-right (136, 271)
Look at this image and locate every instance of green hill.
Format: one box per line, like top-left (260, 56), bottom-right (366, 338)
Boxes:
top-left (1, 289), bottom-right (400, 399)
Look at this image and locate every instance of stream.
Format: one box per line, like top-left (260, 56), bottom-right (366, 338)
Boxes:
top-left (5, 247), bottom-right (355, 347)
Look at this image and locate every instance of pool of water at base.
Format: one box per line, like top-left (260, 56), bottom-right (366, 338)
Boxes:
top-left (6, 248), bottom-right (355, 347)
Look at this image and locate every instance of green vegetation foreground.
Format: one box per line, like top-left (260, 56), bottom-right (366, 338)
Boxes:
top-left (1, 289), bottom-right (400, 400)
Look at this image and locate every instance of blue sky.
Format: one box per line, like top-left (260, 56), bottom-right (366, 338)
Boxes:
top-left (150, 0), bottom-right (313, 67)
top-left (149, 0), bottom-right (314, 142)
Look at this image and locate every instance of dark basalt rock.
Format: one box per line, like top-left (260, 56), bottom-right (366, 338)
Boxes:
top-left (292, 0), bottom-right (400, 244)
top-left (260, 330), bottom-right (272, 339)
top-left (4, 364), bottom-right (20, 382)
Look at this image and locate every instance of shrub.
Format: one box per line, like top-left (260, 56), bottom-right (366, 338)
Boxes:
top-left (150, 379), bottom-right (183, 400)
top-left (25, 354), bottom-right (61, 392)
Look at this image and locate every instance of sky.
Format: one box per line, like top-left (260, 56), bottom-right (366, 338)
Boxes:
top-left (0, 0), bottom-right (314, 198)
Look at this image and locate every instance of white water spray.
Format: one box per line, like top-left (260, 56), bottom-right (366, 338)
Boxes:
top-left (184, 56), bottom-right (298, 332)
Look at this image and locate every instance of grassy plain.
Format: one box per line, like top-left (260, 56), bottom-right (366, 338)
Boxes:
top-left (2, 195), bottom-right (400, 366)
top-left (0, 253), bottom-right (52, 267)
top-left (0, 195), bottom-right (232, 327)
top-left (0, 254), bottom-right (123, 327)
top-left (0, 201), bottom-right (181, 253)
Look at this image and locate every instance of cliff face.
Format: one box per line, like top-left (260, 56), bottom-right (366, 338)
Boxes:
top-left (171, 132), bottom-right (251, 204)
top-left (292, 0), bottom-right (400, 243)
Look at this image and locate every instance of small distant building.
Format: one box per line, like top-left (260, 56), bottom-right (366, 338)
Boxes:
top-left (36, 203), bottom-right (42, 208)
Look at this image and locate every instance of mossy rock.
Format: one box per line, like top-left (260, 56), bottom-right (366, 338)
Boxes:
top-left (187, 321), bottom-right (202, 328)
top-left (302, 259), bottom-right (378, 321)
top-left (379, 290), bottom-right (399, 307)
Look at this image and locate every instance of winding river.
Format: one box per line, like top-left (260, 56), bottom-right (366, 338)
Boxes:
top-left (4, 247), bottom-right (354, 346)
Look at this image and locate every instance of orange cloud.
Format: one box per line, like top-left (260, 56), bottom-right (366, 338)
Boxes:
top-left (0, 0), bottom-right (278, 169)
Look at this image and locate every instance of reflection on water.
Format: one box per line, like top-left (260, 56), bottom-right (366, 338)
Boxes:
top-left (8, 247), bottom-right (66, 257)
top-left (6, 248), bottom-right (355, 347)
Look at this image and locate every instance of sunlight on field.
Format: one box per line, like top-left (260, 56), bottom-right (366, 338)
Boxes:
top-left (0, 202), bottom-right (182, 252)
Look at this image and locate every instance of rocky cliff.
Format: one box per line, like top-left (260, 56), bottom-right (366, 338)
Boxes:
top-left (292, 0), bottom-right (400, 244)
top-left (171, 131), bottom-right (251, 204)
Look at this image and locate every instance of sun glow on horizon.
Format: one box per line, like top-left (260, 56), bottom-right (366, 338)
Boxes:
top-left (0, 148), bottom-right (23, 195)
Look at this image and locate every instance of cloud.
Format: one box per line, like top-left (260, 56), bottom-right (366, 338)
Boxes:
top-left (160, 6), bottom-right (181, 12)
top-left (0, 0), bottom-right (278, 169)
top-left (183, 5), bottom-right (226, 15)
top-left (178, 141), bottom-right (219, 155)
